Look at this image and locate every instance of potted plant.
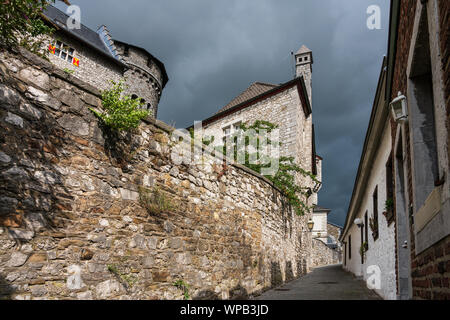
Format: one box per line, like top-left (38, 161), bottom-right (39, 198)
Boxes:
top-left (383, 198), bottom-right (394, 223)
top-left (359, 241), bottom-right (368, 259)
top-left (369, 216), bottom-right (379, 240)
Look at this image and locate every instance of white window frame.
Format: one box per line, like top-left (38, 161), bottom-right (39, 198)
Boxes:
top-left (54, 40), bottom-right (76, 63)
top-left (221, 120), bottom-right (242, 144)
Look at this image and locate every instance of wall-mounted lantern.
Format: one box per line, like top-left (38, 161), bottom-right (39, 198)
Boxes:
top-left (390, 91), bottom-right (408, 122)
top-left (354, 218), bottom-right (364, 228)
top-left (307, 219), bottom-right (314, 232)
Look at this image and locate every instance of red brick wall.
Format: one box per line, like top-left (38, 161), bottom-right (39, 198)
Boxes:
top-left (391, 0), bottom-right (450, 300)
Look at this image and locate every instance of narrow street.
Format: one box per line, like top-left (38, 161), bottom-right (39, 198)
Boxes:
top-left (255, 264), bottom-right (381, 300)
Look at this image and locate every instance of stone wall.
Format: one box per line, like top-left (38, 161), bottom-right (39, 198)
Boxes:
top-left (0, 48), bottom-right (312, 300)
top-left (310, 239), bottom-right (340, 268)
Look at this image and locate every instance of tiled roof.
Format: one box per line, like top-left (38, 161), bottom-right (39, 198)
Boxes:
top-left (216, 82), bottom-right (278, 114)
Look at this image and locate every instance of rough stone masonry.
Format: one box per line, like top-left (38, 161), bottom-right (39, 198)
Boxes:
top-left (0, 48), bottom-right (337, 300)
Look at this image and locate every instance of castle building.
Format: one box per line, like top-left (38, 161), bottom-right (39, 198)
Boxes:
top-left (41, 5), bottom-right (168, 118)
top-left (201, 45), bottom-right (321, 205)
top-left (198, 46), bottom-right (325, 271)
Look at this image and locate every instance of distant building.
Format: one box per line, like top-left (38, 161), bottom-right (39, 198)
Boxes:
top-left (327, 222), bottom-right (342, 250)
top-left (312, 206), bottom-right (330, 242)
top-left (41, 5), bottom-right (168, 118)
top-left (312, 206), bottom-right (342, 250)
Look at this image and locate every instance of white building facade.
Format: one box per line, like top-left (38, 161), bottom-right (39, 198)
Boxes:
top-left (341, 59), bottom-right (397, 300)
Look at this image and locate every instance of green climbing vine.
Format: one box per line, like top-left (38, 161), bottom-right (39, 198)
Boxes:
top-left (212, 120), bottom-right (320, 216)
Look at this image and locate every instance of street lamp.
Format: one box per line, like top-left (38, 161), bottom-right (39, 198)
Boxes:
top-left (354, 218), bottom-right (364, 228)
top-left (390, 92), bottom-right (408, 122)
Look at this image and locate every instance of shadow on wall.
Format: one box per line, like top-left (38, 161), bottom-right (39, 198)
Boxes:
top-left (0, 274), bottom-right (16, 299)
top-left (285, 261), bottom-right (295, 282)
top-left (99, 123), bottom-right (142, 172)
top-left (271, 261), bottom-right (283, 287)
top-left (0, 64), bottom-right (75, 247)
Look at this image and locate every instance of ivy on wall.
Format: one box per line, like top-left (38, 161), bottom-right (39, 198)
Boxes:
top-left (199, 120), bottom-right (320, 216)
top-left (0, 0), bottom-right (55, 56)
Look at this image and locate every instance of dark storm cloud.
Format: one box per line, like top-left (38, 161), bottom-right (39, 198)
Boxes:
top-left (57, 0), bottom-right (390, 226)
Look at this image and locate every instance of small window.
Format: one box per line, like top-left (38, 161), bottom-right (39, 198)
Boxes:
top-left (364, 211), bottom-right (368, 250)
top-left (131, 94), bottom-right (138, 100)
top-left (348, 235), bottom-right (352, 260)
top-left (372, 187), bottom-right (379, 240)
top-left (223, 126), bottom-right (231, 136)
top-left (147, 58), bottom-right (153, 68)
top-left (146, 103), bottom-right (151, 110)
top-left (233, 121), bottom-right (242, 132)
top-left (52, 41), bottom-right (76, 63)
top-left (124, 46), bottom-right (129, 57)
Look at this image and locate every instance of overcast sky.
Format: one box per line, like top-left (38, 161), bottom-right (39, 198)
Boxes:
top-left (56, 0), bottom-right (390, 226)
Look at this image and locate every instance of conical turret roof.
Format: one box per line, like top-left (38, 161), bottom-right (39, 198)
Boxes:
top-left (295, 45), bottom-right (312, 55)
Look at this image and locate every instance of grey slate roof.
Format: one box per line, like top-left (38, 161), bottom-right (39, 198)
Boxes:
top-left (43, 5), bottom-right (119, 62)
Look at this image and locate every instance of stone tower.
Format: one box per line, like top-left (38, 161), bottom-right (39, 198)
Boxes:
top-left (295, 45), bottom-right (313, 105)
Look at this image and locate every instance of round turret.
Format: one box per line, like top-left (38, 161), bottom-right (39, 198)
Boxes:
top-left (114, 40), bottom-right (168, 118)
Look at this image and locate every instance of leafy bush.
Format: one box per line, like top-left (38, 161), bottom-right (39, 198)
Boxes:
top-left (0, 0), bottom-right (55, 53)
top-left (91, 80), bottom-right (150, 131)
top-left (138, 186), bottom-right (174, 215)
top-left (173, 279), bottom-right (190, 300)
